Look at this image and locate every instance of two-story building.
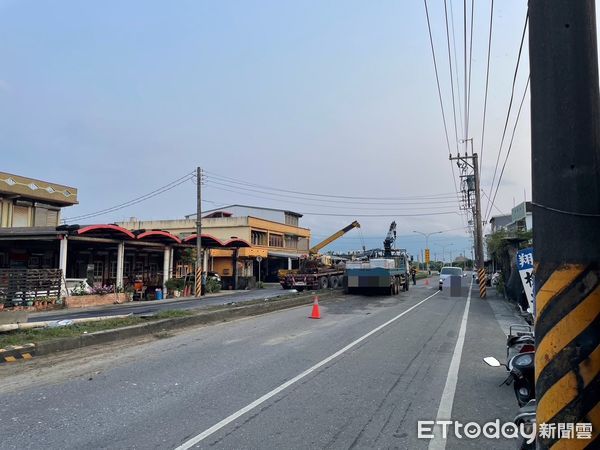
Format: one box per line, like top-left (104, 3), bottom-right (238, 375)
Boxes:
top-left (117, 205), bottom-right (311, 284)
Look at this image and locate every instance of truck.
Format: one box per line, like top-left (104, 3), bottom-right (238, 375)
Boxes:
top-left (343, 221), bottom-right (412, 295)
top-left (279, 221), bottom-right (360, 291)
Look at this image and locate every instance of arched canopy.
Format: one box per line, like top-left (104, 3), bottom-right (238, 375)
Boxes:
top-left (222, 238), bottom-right (251, 248)
top-left (183, 233), bottom-right (224, 248)
top-left (74, 224), bottom-right (135, 239)
top-left (136, 230), bottom-right (181, 244)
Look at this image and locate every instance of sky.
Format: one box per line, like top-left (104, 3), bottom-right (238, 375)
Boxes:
top-left (1, 0), bottom-right (537, 257)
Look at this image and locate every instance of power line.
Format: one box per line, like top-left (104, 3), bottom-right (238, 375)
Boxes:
top-left (205, 182), bottom-right (459, 211)
top-left (466, 0), bottom-right (475, 150)
top-left (64, 171), bottom-right (194, 222)
top-left (423, 0), bottom-right (453, 155)
top-left (486, 76), bottom-right (530, 223)
top-left (484, 11), bottom-right (529, 220)
top-left (205, 171), bottom-right (458, 201)
top-left (443, 0), bottom-right (461, 153)
top-left (479, 0), bottom-right (494, 167)
top-left (297, 211), bottom-right (460, 218)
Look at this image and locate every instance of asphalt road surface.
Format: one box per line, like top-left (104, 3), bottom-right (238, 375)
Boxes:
top-left (1, 275), bottom-right (527, 449)
top-left (28, 285), bottom-right (286, 322)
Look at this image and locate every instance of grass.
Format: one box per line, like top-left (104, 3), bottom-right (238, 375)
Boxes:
top-left (0, 310), bottom-right (193, 348)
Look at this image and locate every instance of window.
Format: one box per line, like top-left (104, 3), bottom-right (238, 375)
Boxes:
top-left (269, 233), bottom-right (283, 248)
top-left (93, 261), bottom-right (104, 282)
top-left (251, 230), bottom-right (267, 246)
top-left (33, 205), bottom-right (60, 226)
top-left (12, 205), bottom-right (29, 227)
top-left (110, 261), bottom-right (117, 279)
top-left (285, 213), bottom-right (299, 227)
top-left (284, 235), bottom-right (298, 249)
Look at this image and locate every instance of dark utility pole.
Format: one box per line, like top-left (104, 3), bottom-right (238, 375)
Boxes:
top-left (529, 1), bottom-right (600, 449)
top-left (195, 167), bottom-right (204, 297)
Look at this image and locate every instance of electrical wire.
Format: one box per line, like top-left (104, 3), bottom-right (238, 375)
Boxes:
top-left (484, 11), bottom-right (529, 220)
top-left (295, 211), bottom-right (460, 218)
top-left (63, 172), bottom-right (195, 222)
top-left (443, 0), bottom-right (461, 154)
top-left (466, 0), bottom-right (475, 151)
top-left (205, 182), bottom-right (459, 211)
top-left (486, 76), bottom-right (530, 223)
top-left (479, 0), bottom-right (494, 168)
top-left (530, 202), bottom-right (600, 218)
top-left (205, 171), bottom-right (459, 201)
top-left (423, 0), bottom-right (453, 155)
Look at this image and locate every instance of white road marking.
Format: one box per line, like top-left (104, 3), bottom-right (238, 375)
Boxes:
top-left (174, 291), bottom-right (441, 449)
top-left (428, 278), bottom-right (473, 450)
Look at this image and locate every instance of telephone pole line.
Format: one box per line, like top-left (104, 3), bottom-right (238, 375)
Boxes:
top-left (195, 167), bottom-right (204, 297)
top-left (450, 144), bottom-right (486, 297)
top-left (529, 1), bottom-right (600, 448)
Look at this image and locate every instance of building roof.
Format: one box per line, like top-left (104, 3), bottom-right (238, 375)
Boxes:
top-left (186, 204), bottom-right (303, 219)
top-left (0, 171), bottom-right (78, 206)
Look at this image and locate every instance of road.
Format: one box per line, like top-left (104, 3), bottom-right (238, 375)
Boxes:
top-left (0, 275), bottom-right (527, 449)
top-left (28, 285), bottom-right (286, 322)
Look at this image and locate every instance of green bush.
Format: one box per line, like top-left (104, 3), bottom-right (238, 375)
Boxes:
top-left (205, 278), bottom-right (221, 293)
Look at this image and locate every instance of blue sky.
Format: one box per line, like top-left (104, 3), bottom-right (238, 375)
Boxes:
top-left (1, 0), bottom-right (534, 255)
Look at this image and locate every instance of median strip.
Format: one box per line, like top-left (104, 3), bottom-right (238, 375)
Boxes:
top-left (0, 291), bottom-right (335, 363)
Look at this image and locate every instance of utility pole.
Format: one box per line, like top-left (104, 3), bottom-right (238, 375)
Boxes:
top-left (195, 167), bottom-right (204, 297)
top-left (529, 2), bottom-right (600, 448)
top-left (449, 146), bottom-right (486, 297)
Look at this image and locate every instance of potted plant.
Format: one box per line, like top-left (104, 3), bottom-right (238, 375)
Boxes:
top-left (165, 278), bottom-right (185, 298)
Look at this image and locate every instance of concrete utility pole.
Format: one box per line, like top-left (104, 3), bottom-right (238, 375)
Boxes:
top-left (449, 149), bottom-right (486, 297)
top-left (529, 1), bottom-right (600, 448)
top-left (195, 167), bottom-right (204, 297)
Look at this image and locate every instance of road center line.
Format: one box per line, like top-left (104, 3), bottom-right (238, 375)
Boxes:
top-left (428, 278), bottom-right (473, 450)
top-left (174, 290), bottom-right (440, 449)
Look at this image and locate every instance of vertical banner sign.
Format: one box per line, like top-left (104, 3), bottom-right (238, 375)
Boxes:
top-left (517, 247), bottom-right (534, 313)
top-left (424, 248), bottom-right (430, 264)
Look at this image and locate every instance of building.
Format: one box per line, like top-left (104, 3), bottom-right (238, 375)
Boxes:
top-left (488, 214), bottom-right (512, 234)
top-left (488, 202), bottom-right (532, 234)
top-left (0, 172), bottom-right (202, 301)
top-left (508, 201), bottom-right (533, 232)
top-left (0, 171), bottom-right (78, 228)
top-left (117, 205), bottom-right (311, 284)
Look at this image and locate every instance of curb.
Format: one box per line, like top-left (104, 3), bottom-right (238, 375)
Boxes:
top-left (7, 290), bottom-right (336, 362)
top-left (1, 343), bottom-right (35, 363)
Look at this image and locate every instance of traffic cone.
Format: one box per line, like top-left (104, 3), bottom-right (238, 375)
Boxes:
top-left (309, 295), bottom-right (321, 319)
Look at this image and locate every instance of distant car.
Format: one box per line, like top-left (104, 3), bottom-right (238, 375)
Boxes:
top-left (439, 266), bottom-right (464, 290)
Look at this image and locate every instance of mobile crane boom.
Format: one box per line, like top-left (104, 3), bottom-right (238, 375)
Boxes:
top-left (309, 221), bottom-right (361, 255)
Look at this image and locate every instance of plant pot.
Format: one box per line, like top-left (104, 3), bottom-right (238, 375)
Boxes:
top-left (173, 290), bottom-right (181, 298)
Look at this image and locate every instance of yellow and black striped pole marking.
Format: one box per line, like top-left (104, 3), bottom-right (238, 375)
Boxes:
top-left (1, 344), bottom-right (35, 363)
top-left (535, 264), bottom-right (600, 449)
top-left (195, 266), bottom-right (202, 297)
top-left (478, 267), bottom-right (487, 298)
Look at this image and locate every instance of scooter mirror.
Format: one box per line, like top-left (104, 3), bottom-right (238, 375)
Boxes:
top-left (483, 356), bottom-right (501, 367)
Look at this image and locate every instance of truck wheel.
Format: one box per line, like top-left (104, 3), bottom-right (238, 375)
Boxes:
top-left (320, 277), bottom-right (329, 289)
top-left (329, 276), bottom-right (339, 289)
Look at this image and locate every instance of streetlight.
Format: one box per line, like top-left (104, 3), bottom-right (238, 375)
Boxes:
top-left (413, 230), bottom-right (445, 272)
top-left (437, 243), bottom-right (454, 265)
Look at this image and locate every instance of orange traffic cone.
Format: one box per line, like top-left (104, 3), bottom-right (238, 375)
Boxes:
top-left (309, 295), bottom-right (321, 319)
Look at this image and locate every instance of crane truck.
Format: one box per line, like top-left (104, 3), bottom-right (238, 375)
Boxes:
top-left (279, 221), bottom-right (360, 291)
top-left (343, 221), bottom-right (412, 295)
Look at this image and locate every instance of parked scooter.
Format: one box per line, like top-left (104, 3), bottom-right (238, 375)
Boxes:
top-left (484, 351), bottom-right (535, 406)
top-left (484, 353), bottom-right (536, 449)
top-left (506, 324), bottom-right (535, 364)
